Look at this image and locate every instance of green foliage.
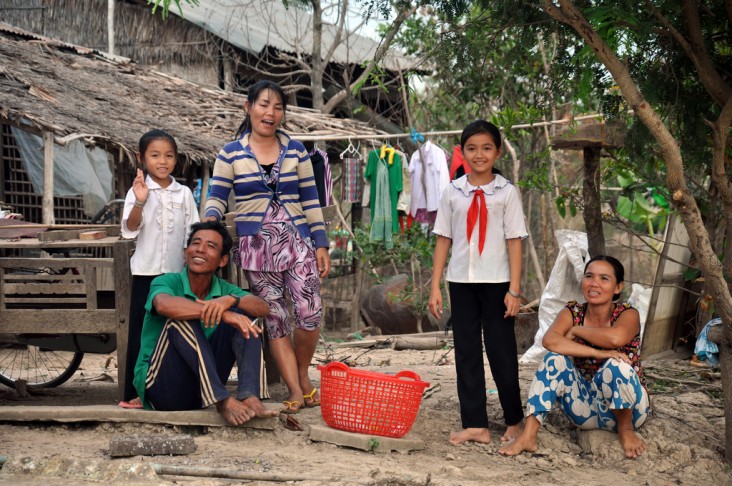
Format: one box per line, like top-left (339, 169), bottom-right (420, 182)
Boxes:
top-left (147, 0), bottom-right (198, 18)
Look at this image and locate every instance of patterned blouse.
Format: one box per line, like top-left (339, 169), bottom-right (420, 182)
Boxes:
top-left (567, 301), bottom-right (647, 389)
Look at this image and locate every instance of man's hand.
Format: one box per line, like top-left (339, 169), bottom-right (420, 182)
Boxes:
top-left (221, 311), bottom-right (261, 339)
top-left (196, 296), bottom-right (237, 328)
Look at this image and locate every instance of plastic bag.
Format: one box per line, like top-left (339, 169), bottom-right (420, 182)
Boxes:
top-left (694, 318), bottom-right (721, 366)
top-left (520, 230), bottom-right (589, 363)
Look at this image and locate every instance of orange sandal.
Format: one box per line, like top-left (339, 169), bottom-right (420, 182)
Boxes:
top-left (303, 388), bottom-right (321, 408)
top-left (281, 400), bottom-right (303, 414)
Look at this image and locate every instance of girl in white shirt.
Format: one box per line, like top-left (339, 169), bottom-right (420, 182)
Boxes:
top-left (429, 120), bottom-right (528, 446)
top-left (119, 129), bottom-right (200, 408)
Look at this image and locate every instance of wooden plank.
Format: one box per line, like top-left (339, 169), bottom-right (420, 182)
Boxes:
top-left (86, 266), bottom-right (98, 310)
top-left (42, 131), bottom-right (54, 225)
top-left (0, 237), bottom-right (124, 249)
top-left (0, 310), bottom-right (116, 333)
top-left (0, 258), bottom-right (114, 268)
top-left (4, 297), bottom-right (88, 305)
top-left (4, 283), bottom-right (87, 294)
top-left (114, 239), bottom-right (133, 401)
top-left (79, 230), bottom-right (108, 240)
top-left (0, 405), bottom-right (278, 429)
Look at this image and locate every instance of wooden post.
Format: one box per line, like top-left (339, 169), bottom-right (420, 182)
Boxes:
top-left (42, 131), bottom-right (55, 225)
top-left (114, 239), bottom-right (133, 400)
top-left (583, 146), bottom-right (605, 256)
top-left (107, 0), bottom-right (115, 55)
top-left (199, 165), bottom-right (210, 219)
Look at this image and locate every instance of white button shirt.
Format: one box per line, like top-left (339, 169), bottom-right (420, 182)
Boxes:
top-left (121, 176), bottom-right (200, 276)
top-left (433, 174), bottom-right (527, 283)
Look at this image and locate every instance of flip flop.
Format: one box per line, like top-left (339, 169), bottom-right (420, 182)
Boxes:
top-left (281, 400), bottom-right (303, 414)
top-left (118, 400), bottom-right (143, 409)
top-left (303, 388), bottom-right (321, 408)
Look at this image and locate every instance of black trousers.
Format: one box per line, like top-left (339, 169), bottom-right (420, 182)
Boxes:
top-left (449, 281), bottom-right (523, 428)
top-left (124, 274), bottom-right (159, 401)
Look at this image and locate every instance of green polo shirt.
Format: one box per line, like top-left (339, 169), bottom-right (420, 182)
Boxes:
top-left (133, 268), bottom-right (248, 409)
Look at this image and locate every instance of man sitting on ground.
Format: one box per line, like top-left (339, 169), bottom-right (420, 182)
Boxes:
top-left (133, 220), bottom-right (278, 425)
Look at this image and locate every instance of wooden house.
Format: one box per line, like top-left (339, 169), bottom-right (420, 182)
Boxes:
top-left (0, 0), bottom-right (420, 128)
top-left (0, 22), bottom-right (387, 224)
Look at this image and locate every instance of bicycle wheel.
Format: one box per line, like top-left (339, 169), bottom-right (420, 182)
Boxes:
top-left (0, 341), bottom-right (83, 388)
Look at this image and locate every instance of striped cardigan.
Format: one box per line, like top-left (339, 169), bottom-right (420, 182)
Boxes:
top-left (205, 130), bottom-right (328, 249)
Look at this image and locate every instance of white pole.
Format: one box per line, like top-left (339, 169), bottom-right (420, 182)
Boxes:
top-left (107, 0), bottom-right (115, 55)
top-left (42, 131), bottom-right (55, 225)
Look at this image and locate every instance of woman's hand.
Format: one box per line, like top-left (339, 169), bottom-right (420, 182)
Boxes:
top-left (132, 169), bottom-right (149, 206)
top-left (316, 247), bottom-right (331, 278)
top-left (596, 349), bottom-right (631, 364)
top-left (504, 293), bottom-right (521, 318)
top-left (428, 287), bottom-right (443, 319)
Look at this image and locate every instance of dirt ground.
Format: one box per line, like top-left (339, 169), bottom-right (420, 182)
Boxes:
top-left (0, 338), bottom-right (730, 485)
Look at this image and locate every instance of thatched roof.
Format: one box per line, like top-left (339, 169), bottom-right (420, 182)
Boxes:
top-left (0, 22), bottom-right (388, 167)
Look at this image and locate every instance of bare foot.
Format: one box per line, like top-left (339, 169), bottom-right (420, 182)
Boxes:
top-left (449, 428), bottom-right (491, 445)
top-left (501, 422), bottom-right (524, 443)
top-left (241, 396), bottom-right (279, 418)
top-left (618, 427), bottom-right (645, 458)
top-left (215, 396), bottom-right (253, 426)
top-left (498, 431), bottom-right (538, 456)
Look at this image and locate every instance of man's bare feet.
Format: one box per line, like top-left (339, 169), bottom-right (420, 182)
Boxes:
top-left (618, 427), bottom-right (645, 458)
top-left (449, 427), bottom-right (491, 445)
top-left (241, 396), bottom-right (279, 418)
top-left (501, 422), bottom-right (524, 443)
top-left (215, 396), bottom-right (254, 426)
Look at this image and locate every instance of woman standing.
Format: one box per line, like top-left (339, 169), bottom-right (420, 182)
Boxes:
top-left (205, 80), bottom-right (330, 413)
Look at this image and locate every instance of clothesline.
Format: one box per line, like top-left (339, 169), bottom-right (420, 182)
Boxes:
top-left (291, 113), bottom-right (603, 142)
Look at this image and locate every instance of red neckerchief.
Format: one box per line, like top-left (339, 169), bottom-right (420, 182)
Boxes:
top-left (467, 188), bottom-right (487, 254)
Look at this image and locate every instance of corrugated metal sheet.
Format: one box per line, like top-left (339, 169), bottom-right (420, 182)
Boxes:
top-left (172, 0), bottom-right (416, 71)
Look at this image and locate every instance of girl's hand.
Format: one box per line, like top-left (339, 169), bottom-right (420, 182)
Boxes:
top-left (132, 169), bottom-right (149, 205)
top-left (504, 293), bottom-right (521, 318)
top-left (428, 287), bottom-right (443, 319)
top-left (597, 349), bottom-right (631, 364)
top-left (316, 247), bottom-right (331, 278)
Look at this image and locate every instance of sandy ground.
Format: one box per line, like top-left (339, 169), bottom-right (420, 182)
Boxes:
top-left (0, 339), bottom-right (731, 485)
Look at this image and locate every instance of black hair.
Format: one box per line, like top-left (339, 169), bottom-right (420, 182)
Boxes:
top-left (138, 129), bottom-right (178, 158)
top-left (584, 255), bottom-right (625, 300)
top-left (186, 220), bottom-right (233, 257)
top-left (234, 80), bottom-right (288, 139)
top-left (460, 120), bottom-right (503, 175)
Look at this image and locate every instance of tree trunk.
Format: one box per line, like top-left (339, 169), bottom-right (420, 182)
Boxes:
top-left (310, 0), bottom-right (324, 110)
top-left (542, 0), bottom-right (732, 461)
top-left (583, 146), bottom-right (605, 256)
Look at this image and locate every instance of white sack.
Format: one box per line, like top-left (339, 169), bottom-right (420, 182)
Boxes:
top-left (520, 230), bottom-right (589, 363)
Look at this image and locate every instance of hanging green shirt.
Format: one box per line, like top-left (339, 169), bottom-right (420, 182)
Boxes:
top-left (364, 149), bottom-right (402, 234)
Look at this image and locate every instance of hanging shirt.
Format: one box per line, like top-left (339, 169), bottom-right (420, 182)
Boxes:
top-left (408, 141), bottom-right (450, 217)
top-left (368, 159), bottom-right (393, 248)
top-left (364, 149), bottom-right (402, 234)
top-left (310, 148), bottom-right (333, 207)
top-left (432, 174), bottom-right (527, 283)
top-left (341, 156), bottom-right (363, 203)
top-left (396, 150), bottom-right (411, 214)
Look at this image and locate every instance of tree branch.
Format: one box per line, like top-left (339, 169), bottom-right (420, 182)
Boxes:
top-left (322, 5), bottom-right (416, 114)
top-left (645, 0), bottom-right (731, 107)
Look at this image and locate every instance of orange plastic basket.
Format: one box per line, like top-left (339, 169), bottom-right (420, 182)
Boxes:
top-left (317, 361), bottom-right (429, 438)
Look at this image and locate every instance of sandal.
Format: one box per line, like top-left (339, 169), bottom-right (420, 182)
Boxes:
top-left (281, 400), bottom-right (303, 414)
top-left (303, 388), bottom-right (321, 408)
